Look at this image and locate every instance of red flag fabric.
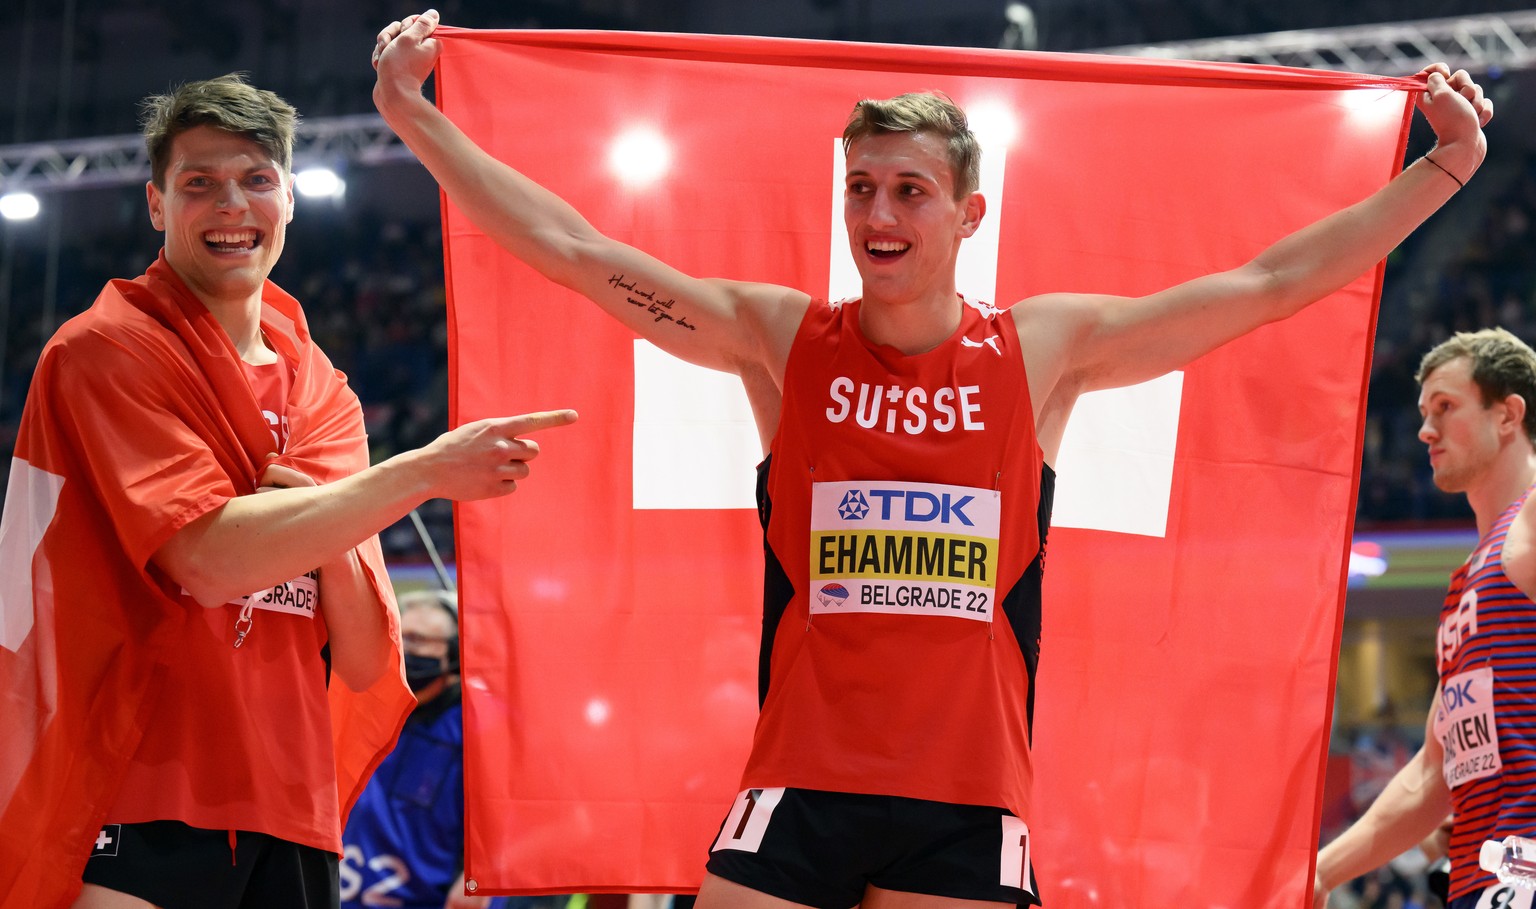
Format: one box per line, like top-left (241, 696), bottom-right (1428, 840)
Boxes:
top-left (436, 29), bottom-right (1415, 906)
top-left (0, 254), bottom-right (413, 908)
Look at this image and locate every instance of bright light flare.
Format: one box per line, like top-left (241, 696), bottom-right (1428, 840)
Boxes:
top-left (1336, 87), bottom-right (1395, 111)
top-left (608, 127), bottom-right (672, 188)
top-left (965, 99), bottom-right (1021, 152)
top-left (0, 192), bottom-right (41, 221)
top-left (294, 167), bottom-right (345, 199)
top-left (585, 697), bottom-right (612, 727)
top-left (1336, 88), bottom-right (1405, 135)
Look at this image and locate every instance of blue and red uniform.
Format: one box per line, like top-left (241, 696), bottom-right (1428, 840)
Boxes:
top-left (1436, 487), bottom-right (1536, 902)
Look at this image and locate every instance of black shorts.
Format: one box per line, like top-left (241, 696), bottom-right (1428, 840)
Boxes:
top-left (705, 788), bottom-right (1040, 909)
top-left (82, 820), bottom-right (339, 909)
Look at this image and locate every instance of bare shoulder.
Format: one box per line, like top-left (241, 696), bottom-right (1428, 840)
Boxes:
top-left (1008, 290), bottom-right (1110, 345)
top-left (719, 280), bottom-right (813, 317)
top-left (717, 280), bottom-right (812, 340)
top-left (706, 278), bottom-right (812, 376)
top-left (1008, 291), bottom-right (1103, 381)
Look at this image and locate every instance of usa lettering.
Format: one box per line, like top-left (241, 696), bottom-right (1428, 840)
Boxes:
top-left (1438, 587), bottom-right (1478, 665)
top-left (825, 377), bottom-right (984, 434)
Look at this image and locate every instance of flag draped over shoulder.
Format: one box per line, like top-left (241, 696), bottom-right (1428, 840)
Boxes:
top-left (0, 253), bottom-right (413, 909)
top-left (437, 28), bottom-right (1414, 907)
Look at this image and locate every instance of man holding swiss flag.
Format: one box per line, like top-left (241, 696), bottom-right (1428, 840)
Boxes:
top-left (374, 10), bottom-right (1490, 909)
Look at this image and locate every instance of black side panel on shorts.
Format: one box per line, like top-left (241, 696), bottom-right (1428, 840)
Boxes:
top-left (997, 464), bottom-right (1055, 737)
top-left (756, 455), bottom-right (796, 707)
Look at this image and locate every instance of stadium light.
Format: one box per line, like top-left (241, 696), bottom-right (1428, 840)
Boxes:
top-left (293, 167), bottom-right (345, 199)
top-left (0, 191), bottom-right (41, 221)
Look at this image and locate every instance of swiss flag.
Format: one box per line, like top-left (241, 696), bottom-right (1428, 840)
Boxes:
top-left (435, 28), bottom-right (1414, 907)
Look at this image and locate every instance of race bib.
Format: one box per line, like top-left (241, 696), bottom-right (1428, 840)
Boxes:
top-left (1435, 666), bottom-right (1502, 789)
top-left (1475, 883), bottom-right (1535, 909)
top-left (809, 480), bottom-right (1000, 622)
top-left (239, 568), bottom-right (320, 618)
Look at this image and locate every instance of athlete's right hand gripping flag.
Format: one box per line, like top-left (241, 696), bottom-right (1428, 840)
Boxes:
top-left (436, 29), bottom-right (1415, 907)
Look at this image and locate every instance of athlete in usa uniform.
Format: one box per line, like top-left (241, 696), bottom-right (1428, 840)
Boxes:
top-left (1316, 329), bottom-right (1536, 909)
top-left (1436, 488), bottom-right (1536, 903)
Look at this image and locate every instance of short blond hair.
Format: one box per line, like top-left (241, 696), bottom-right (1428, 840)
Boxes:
top-left (842, 92), bottom-right (980, 199)
top-left (1418, 327), bottom-right (1536, 443)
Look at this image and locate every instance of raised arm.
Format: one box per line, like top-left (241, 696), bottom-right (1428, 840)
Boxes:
top-left (371, 10), bottom-right (806, 378)
top-left (1021, 65), bottom-right (1491, 425)
top-left (153, 410), bottom-right (576, 610)
top-left (1312, 696), bottom-right (1452, 908)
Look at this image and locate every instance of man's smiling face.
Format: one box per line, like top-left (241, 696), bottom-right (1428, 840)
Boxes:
top-left (842, 130), bottom-right (981, 308)
top-left (147, 125), bottom-right (293, 308)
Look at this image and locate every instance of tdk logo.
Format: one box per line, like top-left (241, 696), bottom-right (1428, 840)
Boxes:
top-left (1441, 678), bottom-right (1478, 711)
top-left (838, 488), bottom-right (975, 526)
top-left (838, 491), bottom-right (870, 520)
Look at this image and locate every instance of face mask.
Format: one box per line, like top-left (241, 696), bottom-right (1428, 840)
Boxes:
top-left (404, 652), bottom-right (448, 691)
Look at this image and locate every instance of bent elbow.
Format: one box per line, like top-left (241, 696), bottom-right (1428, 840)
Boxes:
top-left (152, 552), bottom-right (236, 609)
top-left (1239, 262), bottom-right (1290, 316)
top-left (181, 575), bottom-right (248, 610)
top-left (168, 555), bottom-right (278, 609)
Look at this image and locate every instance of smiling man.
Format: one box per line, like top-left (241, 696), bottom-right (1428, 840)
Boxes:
top-left (0, 74), bottom-right (577, 908)
top-left (372, 11), bottom-right (1491, 908)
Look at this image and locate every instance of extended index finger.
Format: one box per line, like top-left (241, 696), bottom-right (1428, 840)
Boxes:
top-left (498, 409), bottom-right (580, 436)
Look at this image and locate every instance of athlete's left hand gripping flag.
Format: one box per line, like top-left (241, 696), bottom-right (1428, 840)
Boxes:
top-left (436, 28), bottom-right (1414, 906)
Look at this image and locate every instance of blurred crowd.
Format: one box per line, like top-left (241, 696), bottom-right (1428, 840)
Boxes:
top-left (3, 143), bottom-right (1534, 557)
top-left (1321, 704), bottom-right (1440, 909)
top-left (1358, 149), bottom-right (1536, 528)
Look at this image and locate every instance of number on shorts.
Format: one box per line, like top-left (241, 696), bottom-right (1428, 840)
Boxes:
top-left (711, 787), bottom-right (785, 853)
top-left (999, 816), bottom-right (1032, 894)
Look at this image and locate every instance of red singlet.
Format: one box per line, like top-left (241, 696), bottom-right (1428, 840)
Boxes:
top-left (743, 296), bottom-right (1050, 820)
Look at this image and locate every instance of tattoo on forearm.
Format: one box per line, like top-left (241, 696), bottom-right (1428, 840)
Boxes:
top-left (608, 273), bottom-right (697, 331)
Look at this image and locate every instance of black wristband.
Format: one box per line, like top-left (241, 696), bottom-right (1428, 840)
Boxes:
top-left (1423, 154), bottom-right (1466, 189)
